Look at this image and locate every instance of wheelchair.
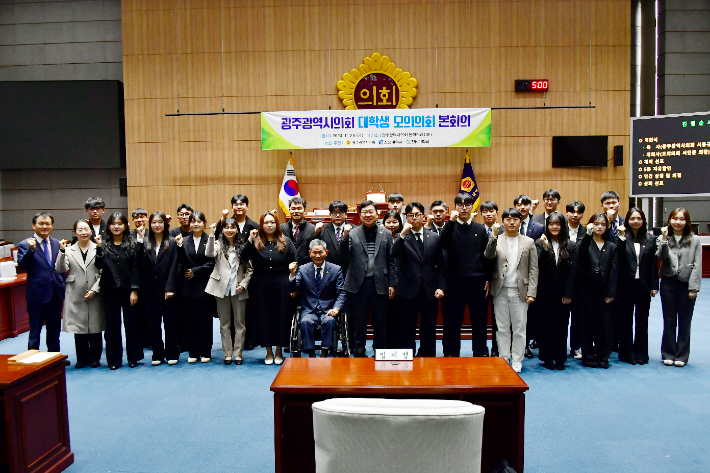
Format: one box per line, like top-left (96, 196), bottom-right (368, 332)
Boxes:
top-left (289, 306), bottom-right (349, 357)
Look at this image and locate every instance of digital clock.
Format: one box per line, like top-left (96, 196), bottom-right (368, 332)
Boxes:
top-left (515, 80), bottom-right (549, 92)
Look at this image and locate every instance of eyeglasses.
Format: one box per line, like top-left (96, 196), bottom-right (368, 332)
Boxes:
top-left (177, 212), bottom-right (191, 217)
top-left (331, 212), bottom-right (346, 217)
top-left (455, 204), bottom-right (473, 210)
top-left (543, 198), bottom-right (559, 203)
top-left (361, 210), bottom-right (378, 216)
top-left (406, 213), bottom-right (424, 218)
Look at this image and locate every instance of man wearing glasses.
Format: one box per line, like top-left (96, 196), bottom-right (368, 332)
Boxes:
top-left (217, 194), bottom-right (259, 242)
top-left (391, 202), bottom-right (445, 357)
top-left (439, 193), bottom-right (491, 357)
top-left (532, 189), bottom-right (561, 225)
top-left (342, 200), bottom-right (397, 357)
top-left (314, 200), bottom-right (352, 277)
top-left (169, 204), bottom-right (194, 238)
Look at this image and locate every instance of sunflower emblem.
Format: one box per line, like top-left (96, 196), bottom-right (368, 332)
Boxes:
top-left (336, 52), bottom-right (418, 110)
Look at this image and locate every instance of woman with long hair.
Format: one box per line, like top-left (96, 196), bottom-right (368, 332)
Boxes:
top-left (535, 212), bottom-right (575, 370)
top-left (656, 208), bottom-right (702, 367)
top-left (95, 212), bottom-right (142, 370)
top-left (243, 211), bottom-right (296, 365)
top-left (175, 211), bottom-right (216, 364)
top-left (58, 219), bottom-right (104, 368)
top-left (136, 211), bottom-right (178, 366)
top-left (577, 213), bottom-right (618, 369)
top-left (616, 208), bottom-right (658, 365)
top-left (205, 217), bottom-right (253, 365)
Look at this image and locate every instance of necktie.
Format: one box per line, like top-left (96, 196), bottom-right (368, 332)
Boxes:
top-left (487, 227), bottom-right (492, 240)
top-left (293, 224), bottom-right (299, 240)
top-left (336, 227), bottom-right (341, 244)
top-left (610, 219), bottom-right (618, 238)
top-left (315, 267), bottom-right (322, 293)
top-left (433, 226), bottom-right (439, 235)
top-left (414, 232), bottom-right (424, 256)
top-left (521, 221), bottom-right (526, 236)
top-left (42, 239), bottom-right (51, 266)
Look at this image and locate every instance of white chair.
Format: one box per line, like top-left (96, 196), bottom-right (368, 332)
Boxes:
top-left (312, 398), bottom-right (485, 473)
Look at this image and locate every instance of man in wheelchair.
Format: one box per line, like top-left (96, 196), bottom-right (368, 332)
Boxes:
top-left (289, 239), bottom-right (347, 357)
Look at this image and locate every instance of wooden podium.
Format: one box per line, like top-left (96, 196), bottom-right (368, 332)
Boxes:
top-left (0, 354), bottom-right (73, 473)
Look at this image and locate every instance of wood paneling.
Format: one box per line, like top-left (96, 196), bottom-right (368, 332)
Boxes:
top-left (123, 0), bottom-right (631, 224)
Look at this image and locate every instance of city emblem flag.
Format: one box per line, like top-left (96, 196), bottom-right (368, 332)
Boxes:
top-left (459, 151), bottom-right (481, 212)
top-left (279, 155), bottom-right (301, 216)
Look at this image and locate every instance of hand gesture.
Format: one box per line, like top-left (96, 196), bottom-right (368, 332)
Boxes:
top-left (327, 308), bottom-right (340, 317)
top-left (249, 228), bottom-right (258, 243)
top-left (222, 209), bottom-right (230, 221)
top-left (130, 291), bottom-right (138, 306)
top-left (618, 225), bottom-right (626, 238)
top-left (531, 199), bottom-right (540, 211)
top-left (315, 221), bottom-right (325, 236)
top-left (586, 223), bottom-right (594, 234)
top-left (289, 262), bottom-right (298, 275)
top-left (136, 226), bottom-right (145, 238)
top-left (236, 285), bottom-right (245, 294)
top-left (651, 290), bottom-right (658, 297)
top-left (606, 209), bottom-right (615, 220)
top-left (449, 210), bottom-right (459, 222)
top-left (400, 222), bottom-right (412, 236)
top-left (525, 296), bottom-right (535, 304)
top-left (388, 287), bottom-right (395, 299)
top-left (27, 238), bottom-right (37, 251)
top-left (689, 291), bottom-right (697, 300)
top-left (209, 223), bottom-right (217, 235)
top-left (165, 291), bottom-right (174, 300)
top-left (661, 226), bottom-right (669, 239)
top-left (539, 233), bottom-right (548, 248)
top-left (84, 290), bottom-right (96, 301)
top-left (165, 214), bottom-right (172, 224)
top-left (492, 222), bottom-right (501, 234)
top-left (94, 235), bottom-right (102, 247)
top-left (175, 234), bottom-right (183, 247)
top-left (59, 239), bottom-right (69, 251)
top-left (425, 214), bottom-right (433, 228)
top-left (343, 224), bottom-right (352, 238)
top-left (184, 268), bottom-right (193, 279)
top-left (434, 289), bottom-right (444, 299)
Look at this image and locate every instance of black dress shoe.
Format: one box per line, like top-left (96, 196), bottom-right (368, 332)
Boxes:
top-left (75, 362), bottom-right (87, 369)
top-left (90, 362), bottom-right (101, 368)
top-left (235, 359), bottom-right (243, 365)
top-left (556, 364), bottom-right (565, 371)
top-left (64, 359), bottom-right (71, 366)
top-left (524, 346), bottom-right (534, 359)
top-left (637, 359), bottom-right (649, 365)
top-left (581, 360), bottom-right (598, 368)
top-left (128, 361), bottom-right (138, 368)
top-left (599, 361), bottom-right (610, 369)
top-left (541, 362), bottom-right (556, 370)
top-left (491, 349), bottom-right (499, 358)
top-left (109, 364), bottom-right (121, 370)
top-left (530, 340), bottom-right (538, 349)
top-left (320, 348), bottom-right (330, 358)
top-left (224, 358), bottom-right (232, 365)
top-left (482, 350), bottom-right (489, 357)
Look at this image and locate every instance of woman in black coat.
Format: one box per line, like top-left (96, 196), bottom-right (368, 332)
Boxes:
top-left (95, 212), bottom-right (142, 370)
top-left (616, 208), bottom-right (658, 365)
top-left (535, 212), bottom-right (575, 370)
top-left (175, 211), bottom-right (215, 364)
top-left (383, 210), bottom-right (404, 350)
top-left (136, 211), bottom-right (179, 366)
top-left (577, 213), bottom-right (618, 369)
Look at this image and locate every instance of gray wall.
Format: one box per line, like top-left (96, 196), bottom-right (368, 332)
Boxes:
top-left (657, 0), bottom-right (710, 231)
top-left (0, 0), bottom-right (126, 243)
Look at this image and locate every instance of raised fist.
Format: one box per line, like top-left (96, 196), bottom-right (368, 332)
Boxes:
top-left (59, 239), bottom-right (69, 251)
top-left (249, 228), bottom-right (258, 242)
top-left (492, 222), bottom-right (501, 233)
top-left (539, 233), bottom-right (548, 248)
top-left (222, 209), bottom-right (230, 220)
top-left (343, 224), bottom-right (352, 237)
top-left (136, 226), bottom-right (145, 238)
top-left (401, 222), bottom-right (413, 235)
top-left (315, 221), bottom-right (325, 235)
top-left (209, 223), bottom-right (217, 234)
top-left (94, 235), bottom-right (102, 247)
top-left (618, 225), bottom-right (626, 238)
top-left (425, 214), bottom-right (433, 226)
top-left (27, 238), bottom-right (37, 250)
top-left (661, 226), bottom-right (669, 238)
top-left (175, 234), bottom-right (183, 246)
top-left (165, 214), bottom-right (172, 223)
top-left (531, 199), bottom-right (540, 211)
top-left (606, 209), bottom-right (615, 219)
top-left (289, 262), bottom-right (298, 274)
top-left (449, 210), bottom-right (459, 221)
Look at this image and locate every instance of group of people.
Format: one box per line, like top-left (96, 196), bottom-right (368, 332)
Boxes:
top-left (16, 190), bottom-right (701, 373)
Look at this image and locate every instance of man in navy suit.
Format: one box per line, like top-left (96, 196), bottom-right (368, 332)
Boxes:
top-left (513, 195), bottom-right (544, 240)
top-left (289, 239), bottom-right (347, 357)
top-left (601, 191), bottom-right (625, 239)
top-left (17, 212), bottom-right (67, 355)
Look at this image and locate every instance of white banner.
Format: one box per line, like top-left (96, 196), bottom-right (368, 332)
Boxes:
top-left (261, 108), bottom-right (491, 150)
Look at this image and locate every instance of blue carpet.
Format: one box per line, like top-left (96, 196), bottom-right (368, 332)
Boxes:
top-left (1, 282), bottom-right (708, 473)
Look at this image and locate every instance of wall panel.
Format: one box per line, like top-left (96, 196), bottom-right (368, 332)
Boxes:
top-left (123, 0), bottom-right (631, 225)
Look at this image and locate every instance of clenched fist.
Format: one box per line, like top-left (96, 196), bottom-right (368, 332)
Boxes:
top-left (342, 224), bottom-right (352, 238)
top-left (289, 262), bottom-right (298, 275)
top-left (449, 210), bottom-right (459, 222)
top-left (539, 233), bottom-right (548, 248)
top-left (175, 234), bottom-right (183, 246)
top-left (222, 209), bottom-right (230, 220)
top-left (492, 222), bottom-right (500, 234)
top-left (27, 238), bottom-right (37, 251)
top-left (400, 222), bottom-right (413, 236)
top-left (618, 225), bottom-right (626, 238)
top-left (249, 228), bottom-right (258, 242)
top-left (94, 235), bottom-right (102, 247)
top-left (315, 221), bottom-right (325, 235)
top-left (661, 226), bottom-right (669, 239)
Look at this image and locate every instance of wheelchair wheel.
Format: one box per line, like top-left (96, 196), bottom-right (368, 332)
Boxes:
top-left (340, 313), bottom-right (350, 357)
top-left (289, 311), bottom-right (301, 358)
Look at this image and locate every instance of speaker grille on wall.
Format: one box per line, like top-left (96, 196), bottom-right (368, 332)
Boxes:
top-left (119, 177), bottom-right (127, 197)
top-left (613, 145), bottom-right (623, 166)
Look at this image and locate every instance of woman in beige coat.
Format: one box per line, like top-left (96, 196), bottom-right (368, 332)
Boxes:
top-left (57, 219), bottom-right (104, 368)
top-left (205, 217), bottom-right (253, 365)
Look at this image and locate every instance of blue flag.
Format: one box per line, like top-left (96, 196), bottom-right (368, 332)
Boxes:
top-left (459, 152), bottom-right (481, 212)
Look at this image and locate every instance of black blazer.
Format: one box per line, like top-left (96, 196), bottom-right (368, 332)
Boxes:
top-left (281, 220), bottom-right (316, 265)
top-left (569, 225), bottom-right (586, 247)
top-left (95, 241), bottom-right (140, 291)
top-left (616, 233), bottom-right (659, 295)
top-left (177, 233), bottom-right (215, 297)
top-left (319, 222), bottom-right (350, 276)
top-left (169, 227), bottom-right (192, 238)
top-left (535, 240), bottom-right (576, 301)
top-left (137, 238), bottom-right (178, 296)
top-left (391, 228), bottom-right (446, 299)
top-left (439, 219), bottom-right (490, 278)
top-left (578, 233), bottom-right (618, 300)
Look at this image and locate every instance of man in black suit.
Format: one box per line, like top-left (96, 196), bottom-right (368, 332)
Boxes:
top-left (342, 200), bottom-right (397, 357)
top-left (566, 200), bottom-right (586, 359)
top-left (314, 200), bottom-right (352, 277)
top-left (216, 194), bottom-right (259, 241)
top-left (130, 208), bottom-right (148, 240)
top-left (439, 192), bottom-right (490, 357)
top-left (168, 203), bottom-right (194, 352)
top-left (72, 197), bottom-right (107, 244)
top-left (281, 197), bottom-right (317, 265)
top-left (514, 195), bottom-right (544, 240)
top-left (392, 202), bottom-right (445, 357)
top-left (601, 191), bottom-right (625, 239)
top-left (169, 204), bottom-right (193, 238)
top-left (532, 189), bottom-right (561, 226)
top-left (426, 200), bottom-right (448, 235)
top-left (480, 200), bottom-right (500, 357)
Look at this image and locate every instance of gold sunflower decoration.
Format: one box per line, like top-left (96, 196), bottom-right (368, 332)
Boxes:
top-left (337, 53), bottom-right (418, 110)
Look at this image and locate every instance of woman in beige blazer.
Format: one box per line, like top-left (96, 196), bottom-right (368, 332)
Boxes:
top-left (206, 217), bottom-right (253, 365)
top-left (484, 208), bottom-right (539, 373)
top-left (57, 219), bottom-right (104, 368)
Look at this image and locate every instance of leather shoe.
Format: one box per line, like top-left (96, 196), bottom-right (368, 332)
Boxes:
top-left (235, 359), bottom-right (243, 365)
top-left (556, 364), bottom-right (565, 371)
top-left (64, 359), bottom-right (71, 366)
top-left (109, 364), bottom-right (121, 370)
top-left (491, 349), bottom-right (499, 358)
top-left (541, 362), bottom-right (556, 370)
top-left (90, 362), bottom-right (101, 368)
top-left (128, 361), bottom-right (138, 368)
top-left (599, 361), bottom-right (610, 369)
top-left (581, 360), bottom-right (598, 368)
top-left (75, 362), bottom-right (87, 369)
top-left (524, 346), bottom-right (534, 359)
top-left (530, 340), bottom-right (538, 349)
top-left (320, 348), bottom-right (330, 358)
top-left (482, 350), bottom-right (489, 357)
top-left (224, 358), bottom-right (232, 365)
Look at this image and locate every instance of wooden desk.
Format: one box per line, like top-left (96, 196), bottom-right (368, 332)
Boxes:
top-left (0, 274), bottom-right (29, 341)
top-left (271, 357), bottom-right (528, 473)
top-left (0, 355), bottom-right (73, 473)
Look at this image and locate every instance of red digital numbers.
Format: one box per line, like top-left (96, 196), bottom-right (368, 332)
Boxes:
top-left (531, 81), bottom-right (548, 90)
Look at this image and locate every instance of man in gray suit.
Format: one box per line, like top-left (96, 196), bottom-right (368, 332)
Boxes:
top-left (532, 189), bottom-right (561, 226)
top-left (342, 200), bottom-right (397, 357)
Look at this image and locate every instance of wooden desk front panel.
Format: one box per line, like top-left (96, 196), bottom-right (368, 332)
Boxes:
top-left (0, 275), bottom-right (29, 341)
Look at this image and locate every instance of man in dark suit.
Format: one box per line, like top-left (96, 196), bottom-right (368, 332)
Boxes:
top-left (601, 190), bottom-right (625, 239)
top-left (439, 192), bottom-right (490, 357)
top-left (72, 197), bottom-right (107, 245)
top-left (391, 202), bottom-right (445, 357)
top-left (169, 203), bottom-right (194, 353)
top-left (169, 203), bottom-right (193, 238)
top-left (130, 208), bottom-right (149, 240)
top-left (281, 197), bottom-right (316, 265)
top-left (289, 239), bottom-right (347, 357)
top-left (514, 195), bottom-right (544, 240)
top-left (565, 200), bottom-right (586, 359)
top-left (566, 201), bottom-right (586, 247)
top-left (480, 200), bottom-right (500, 357)
top-left (314, 200), bottom-right (352, 277)
top-left (17, 212), bottom-right (67, 358)
top-left (342, 200), bottom-right (397, 357)
top-left (532, 189), bottom-right (561, 226)
top-left (216, 194), bottom-right (259, 241)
